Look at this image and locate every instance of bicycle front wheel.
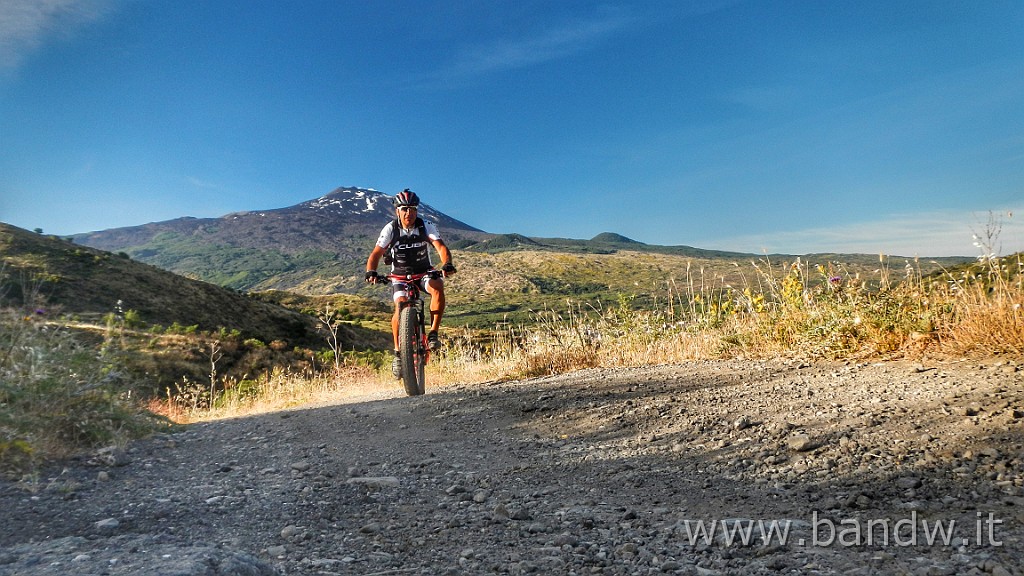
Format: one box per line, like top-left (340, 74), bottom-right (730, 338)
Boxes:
top-left (398, 305), bottom-right (426, 396)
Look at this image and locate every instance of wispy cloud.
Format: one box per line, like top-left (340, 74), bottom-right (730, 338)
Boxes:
top-left (185, 176), bottom-right (219, 190)
top-left (452, 13), bottom-right (634, 78)
top-left (406, 10), bottom-right (636, 89)
top-left (701, 209), bottom-right (1024, 258)
top-left (0, 0), bottom-right (112, 70)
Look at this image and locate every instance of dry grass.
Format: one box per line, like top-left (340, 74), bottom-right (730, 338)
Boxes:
top-left (935, 255), bottom-right (1024, 355)
top-left (148, 363), bottom-right (402, 423)
top-left (167, 251), bottom-right (1023, 424)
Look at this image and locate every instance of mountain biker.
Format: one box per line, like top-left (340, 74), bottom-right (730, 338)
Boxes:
top-left (364, 189), bottom-right (456, 378)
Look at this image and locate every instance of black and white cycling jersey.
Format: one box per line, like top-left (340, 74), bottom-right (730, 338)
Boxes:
top-left (375, 217), bottom-right (443, 275)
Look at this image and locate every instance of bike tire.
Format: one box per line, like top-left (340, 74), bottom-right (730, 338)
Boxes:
top-left (398, 305), bottom-right (426, 396)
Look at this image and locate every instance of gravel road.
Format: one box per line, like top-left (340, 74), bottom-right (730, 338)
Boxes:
top-left (1, 358), bottom-right (1022, 575)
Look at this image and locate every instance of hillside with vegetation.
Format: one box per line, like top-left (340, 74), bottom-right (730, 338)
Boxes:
top-left (0, 223), bottom-right (391, 391)
top-left (428, 246), bottom-right (969, 331)
top-left (2, 223), bottom-right (324, 344)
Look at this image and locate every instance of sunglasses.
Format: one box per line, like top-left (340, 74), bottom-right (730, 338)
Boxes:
top-left (398, 206), bottom-right (418, 213)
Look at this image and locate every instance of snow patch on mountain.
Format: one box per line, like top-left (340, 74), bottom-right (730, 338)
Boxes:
top-left (307, 188), bottom-right (389, 215)
top-left (303, 187), bottom-right (448, 221)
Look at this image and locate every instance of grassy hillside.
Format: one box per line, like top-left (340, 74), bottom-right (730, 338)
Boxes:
top-left (2, 219), bottom-right (984, 368)
top-left (88, 228), bottom-right (372, 292)
top-left (1, 224), bottom-right (320, 343)
top-left (0, 223), bottom-right (391, 393)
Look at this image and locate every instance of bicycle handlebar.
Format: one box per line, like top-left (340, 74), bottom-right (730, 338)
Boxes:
top-left (369, 269), bottom-right (443, 284)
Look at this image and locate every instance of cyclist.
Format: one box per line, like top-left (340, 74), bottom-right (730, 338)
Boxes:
top-left (365, 189), bottom-right (456, 378)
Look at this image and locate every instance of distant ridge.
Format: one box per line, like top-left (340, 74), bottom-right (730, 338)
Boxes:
top-left (591, 232), bottom-right (642, 244)
top-left (461, 233), bottom-right (542, 252)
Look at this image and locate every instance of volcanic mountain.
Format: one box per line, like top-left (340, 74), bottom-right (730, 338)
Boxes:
top-left (76, 187), bottom-right (485, 252)
top-left (73, 187), bottom-right (490, 292)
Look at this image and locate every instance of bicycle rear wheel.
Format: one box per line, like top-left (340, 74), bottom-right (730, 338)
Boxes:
top-left (398, 305), bottom-right (426, 396)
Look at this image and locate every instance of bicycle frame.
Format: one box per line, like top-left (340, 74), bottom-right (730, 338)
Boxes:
top-left (385, 270), bottom-right (439, 395)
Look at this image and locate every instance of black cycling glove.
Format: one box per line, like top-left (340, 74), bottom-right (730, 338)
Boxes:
top-left (441, 263), bottom-right (456, 275)
top-left (365, 270), bottom-right (381, 283)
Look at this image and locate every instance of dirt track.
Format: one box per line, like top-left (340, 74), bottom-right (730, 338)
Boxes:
top-left (1, 358), bottom-right (1022, 575)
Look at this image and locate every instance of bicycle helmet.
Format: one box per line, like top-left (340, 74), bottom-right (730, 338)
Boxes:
top-left (393, 189), bottom-right (420, 208)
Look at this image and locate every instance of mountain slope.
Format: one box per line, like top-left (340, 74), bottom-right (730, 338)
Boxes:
top-left (76, 187), bottom-right (484, 251)
top-left (2, 223), bottom-right (330, 348)
top-left (1, 222), bottom-right (401, 393)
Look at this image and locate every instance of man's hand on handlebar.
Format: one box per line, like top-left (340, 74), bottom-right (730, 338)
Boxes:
top-left (365, 270), bottom-right (382, 284)
top-left (441, 263), bottom-right (456, 277)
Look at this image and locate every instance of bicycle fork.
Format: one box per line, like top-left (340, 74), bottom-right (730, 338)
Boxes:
top-left (414, 299), bottom-right (429, 362)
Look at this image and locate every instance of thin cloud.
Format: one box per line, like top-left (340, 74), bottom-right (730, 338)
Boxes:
top-left (0, 0), bottom-right (112, 70)
top-left (410, 10), bottom-right (636, 89)
top-left (185, 176), bottom-right (219, 190)
top-left (454, 14), bottom-right (634, 77)
top-left (701, 209), bottom-right (1024, 257)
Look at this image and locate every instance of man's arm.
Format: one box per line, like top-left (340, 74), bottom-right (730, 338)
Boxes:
top-left (432, 239), bottom-right (453, 269)
top-left (366, 245), bottom-right (387, 273)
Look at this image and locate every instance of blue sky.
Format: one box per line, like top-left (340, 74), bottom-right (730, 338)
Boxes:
top-left (1, 0), bottom-right (1022, 257)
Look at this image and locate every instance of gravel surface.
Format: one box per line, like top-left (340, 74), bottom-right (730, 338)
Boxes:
top-left (1, 358), bottom-right (1022, 575)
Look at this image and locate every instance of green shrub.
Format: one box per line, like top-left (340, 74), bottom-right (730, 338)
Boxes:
top-left (0, 299), bottom-right (165, 477)
top-left (123, 309), bottom-right (143, 328)
top-left (243, 338), bottom-right (266, 349)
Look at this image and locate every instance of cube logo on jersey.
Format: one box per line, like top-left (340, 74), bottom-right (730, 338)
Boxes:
top-left (396, 240), bottom-right (428, 251)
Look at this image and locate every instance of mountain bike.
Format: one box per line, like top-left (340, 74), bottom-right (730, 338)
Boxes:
top-left (377, 270), bottom-right (441, 396)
